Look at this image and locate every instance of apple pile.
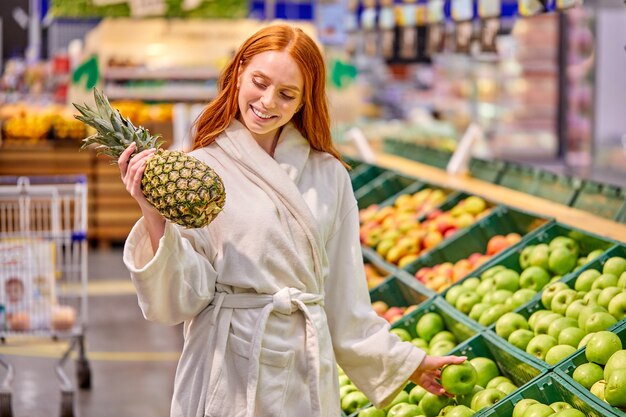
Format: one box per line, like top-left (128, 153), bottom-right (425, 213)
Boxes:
top-left (371, 300), bottom-right (419, 324)
top-left (390, 311), bottom-right (465, 356)
top-left (359, 194), bottom-right (492, 268)
top-left (414, 233), bottom-right (522, 293)
top-left (570, 331), bottom-right (626, 410)
top-left (446, 236), bottom-right (593, 328)
top-left (338, 366), bottom-right (370, 415)
top-left (365, 262), bottom-right (390, 290)
top-left (493, 255), bottom-right (626, 366)
top-left (511, 398), bottom-right (585, 417)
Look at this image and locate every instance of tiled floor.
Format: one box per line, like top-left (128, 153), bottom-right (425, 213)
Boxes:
top-left (1, 247), bottom-right (183, 417)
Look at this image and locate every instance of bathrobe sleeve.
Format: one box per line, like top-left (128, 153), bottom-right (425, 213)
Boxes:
top-left (324, 182), bottom-right (426, 409)
top-left (123, 218), bottom-right (218, 326)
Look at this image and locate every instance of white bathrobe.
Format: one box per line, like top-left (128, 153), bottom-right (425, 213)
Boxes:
top-left (123, 120), bottom-right (425, 417)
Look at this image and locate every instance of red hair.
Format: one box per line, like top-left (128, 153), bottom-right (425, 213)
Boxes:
top-left (192, 24), bottom-right (348, 168)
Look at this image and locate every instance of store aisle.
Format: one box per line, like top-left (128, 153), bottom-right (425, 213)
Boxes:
top-left (1, 248), bottom-right (184, 417)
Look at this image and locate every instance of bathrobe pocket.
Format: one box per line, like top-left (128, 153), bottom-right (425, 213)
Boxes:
top-left (205, 333), bottom-right (295, 417)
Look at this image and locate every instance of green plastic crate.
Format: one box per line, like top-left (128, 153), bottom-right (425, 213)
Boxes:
top-left (571, 180), bottom-right (626, 221)
top-left (369, 274), bottom-right (431, 312)
top-left (354, 171), bottom-right (420, 209)
top-left (533, 169), bottom-right (582, 206)
top-left (555, 320), bottom-right (626, 417)
top-left (469, 157), bottom-right (506, 183)
top-left (382, 138), bottom-right (453, 170)
top-left (478, 373), bottom-right (611, 417)
top-left (402, 205), bottom-right (551, 278)
top-left (350, 164), bottom-right (386, 193)
top-left (342, 155), bottom-right (363, 170)
top-left (498, 162), bottom-right (539, 195)
top-left (450, 331), bottom-right (547, 389)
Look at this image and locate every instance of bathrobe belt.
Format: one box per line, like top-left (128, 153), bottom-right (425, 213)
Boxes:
top-left (208, 287), bottom-right (325, 417)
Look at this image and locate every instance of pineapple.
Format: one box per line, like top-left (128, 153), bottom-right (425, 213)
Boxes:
top-left (74, 89), bottom-right (225, 228)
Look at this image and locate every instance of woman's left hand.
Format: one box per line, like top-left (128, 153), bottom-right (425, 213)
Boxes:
top-left (409, 355), bottom-right (468, 396)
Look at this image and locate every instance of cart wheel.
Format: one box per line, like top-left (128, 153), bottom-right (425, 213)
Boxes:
top-left (76, 358), bottom-right (91, 390)
top-left (0, 392), bottom-right (12, 417)
top-left (59, 391), bottom-right (74, 417)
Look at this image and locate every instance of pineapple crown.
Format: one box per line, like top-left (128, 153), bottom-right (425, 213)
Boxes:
top-left (73, 88), bottom-right (163, 162)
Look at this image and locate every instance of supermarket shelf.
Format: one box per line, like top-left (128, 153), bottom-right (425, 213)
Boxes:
top-left (103, 84), bottom-right (217, 101)
top-left (103, 67), bottom-right (219, 80)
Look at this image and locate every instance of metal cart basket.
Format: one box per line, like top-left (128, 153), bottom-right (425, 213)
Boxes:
top-left (0, 175), bottom-right (91, 417)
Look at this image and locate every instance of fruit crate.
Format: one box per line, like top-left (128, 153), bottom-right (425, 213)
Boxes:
top-left (468, 157), bottom-right (506, 183)
top-left (401, 205), bottom-right (552, 280)
top-left (369, 273), bottom-right (433, 318)
top-left (382, 138), bottom-right (453, 170)
top-left (498, 162), bottom-right (538, 195)
top-left (478, 372), bottom-right (612, 417)
top-left (555, 320), bottom-right (626, 417)
top-left (343, 155), bottom-right (363, 170)
top-left (451, 331), bottom-right (547, 391)
top-left (571, 180), bottom-right (626, 222)
top-left (532, 169), bottom-right (582, 206)
top-left (354, 170), bottom-right (421, 209)
top-left (349, 163), bottom-right (386, 193)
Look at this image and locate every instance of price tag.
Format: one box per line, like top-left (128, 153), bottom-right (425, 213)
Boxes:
top-left (427, 0), bottom-right (445, 24)
top-left (518, 0), bottom-right (548, 16)
top-left (478, 0), bottom-right (501, 18)
top-left (452, 0), bottom-right (474, 22)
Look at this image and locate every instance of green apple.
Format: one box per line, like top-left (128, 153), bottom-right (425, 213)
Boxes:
top-left (528, 310), bottom-right (551, 331)
top-left (619, 271), bottom-right (626, 288)
top-left (462, 277), bottom-right (481, 290)
top-left (456, 385), bottom-right (483, 408)
top-left (520, 266), bottom-right (551, 291)
top-left (508, 329), bottom-right (535, 351)
top-left (485, 376), bottom-right (512, 389)
top-left (547, 317), bottom-right (578, 340)
top-left (520, 245), bottom-right (536, 269)
top-left (430, 331), bottom-right (456, 347)
top-left (550, 289), bottom-right (579, 315)
top-left (418, 392), bottom-right (453, 417)
top-left (439, 405), bottom-right (454, 416)
top-left (470, 388), bottom-right (507, 412)
top-left (577, 305), bottom-right (606, 330)
top-left (341, 390), bottom-right (370, 414)
top-left (508, 289), bottom-right (538, 310)
top-left (553, 409), bottom-right (585, 417)
top-left (530, 244), bottom-right (550, 270)
top-left (549, 247), bottom-right (578, 275)
top-left (590, 380), bottom-right (606, 400)
top-left (574, 269), bottom-right (601, 292)
top-left (549, 401), bottom-right (572, 412)
top-left (495, 381), bottom-right (518, 395)
top-left (429, 340), bottom-right (456, 356)
top-left (603, 257), bottom-right (626, 277)
top-left (585, 331), bottom-right (623, 365)
top-left (558, 327), bottom-right (586, 348)
top-left (386, 403), bottom-right (423, 417)
top-left (591, 273), bottom-right (619, 290)
top-left (586, 248), bottom-right (605, 261)
top-left (455, 292), bottom-right (482, 315)
top-left (446, 285), bottom-right (469, 306)
top-left (469, 357), bottom-right (500, 388)
top-left (411, 338), bottom-right (429, 351)
top-left (549, 236), bottom-right (579, 257)
top-left (572, 362), bottom-right (604, 389)
top-left (605, 350), bottom-right (626, 381)
top-left (526, 334), bottom-right (558, 361)
top-left (445, 405), bottom-right (474, 417)
top-left (541, 282), bottom-right (569, 310)
top-left (416, 313), bottom-right (445, 342)
top-left (440, 361), bottom-right (477, 395)
top-left (494, 269), bottom-right (521, 292)
top-left (476, 278), bottom-right (496, 297)
top-left (391, 328), bottom-right (413, 342)
top-left (598, 287), bottom-right (623, 309)
top-left (383, 390), bottom-right (410, 413)
top-left (469, 303), bottom-right (491, 322)
top-left (608, 291), bottom-right (626, 320)
top-left (584, 311), bottom-right (617, 333)
top-left (340, 384), bottom-right (359, 399)
top-left (339, 374), bottom-right (352, 387)
top-left (523, 403), bottom-right (557, 417)
top-left (577, 332), bottom-right (595, 349)
top-left (357, 406), bottom-right (386, 417)
top-left (564, 300), bottom-right (586, 320)
top-left (535, 313), bottom-right (564, 335)
top-left (408, 385), bottom-right (427, 405)
top-left (512, 398), bottom-right (539, 417)
top-left (481, 265), bottom-right (507, 280)
top-left (490, 289), bottom-right (516, 305)
top-left (496, 312), bottom-right (530, 340)
top-left (478, 304), bottom-right (510, 326)
top-left (545, 344), bottom-right (576, 365)
top-left (582, 289), bottom-right (601, 306)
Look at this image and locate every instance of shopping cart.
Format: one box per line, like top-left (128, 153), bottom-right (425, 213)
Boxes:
top-left (0, 175), bottom-right (91, 417)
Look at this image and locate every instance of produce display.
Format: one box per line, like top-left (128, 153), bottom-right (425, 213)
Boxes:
top-left (364, 262), bottom-right (390, 290)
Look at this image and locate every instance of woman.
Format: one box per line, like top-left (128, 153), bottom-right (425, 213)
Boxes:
top-left (120, 24), bottom-right (465, 417)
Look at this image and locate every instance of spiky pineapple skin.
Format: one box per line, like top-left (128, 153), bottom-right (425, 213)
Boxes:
top-left (142, 150), bottom-right (225, 228)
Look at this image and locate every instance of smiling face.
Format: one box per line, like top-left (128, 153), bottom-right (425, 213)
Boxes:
top-left (237, 50), bottom-right (304, 148)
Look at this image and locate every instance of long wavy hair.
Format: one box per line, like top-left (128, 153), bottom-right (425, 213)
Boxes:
top-left (192, 24), bottom-right (348, 168)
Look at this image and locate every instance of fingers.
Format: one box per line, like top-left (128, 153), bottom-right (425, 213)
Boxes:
top-left (423, 355), bottom-right (468, 369)
top-left (123, 148), bottom-right (156, 200)
top-left (118, 143), bottom-right (137, 179)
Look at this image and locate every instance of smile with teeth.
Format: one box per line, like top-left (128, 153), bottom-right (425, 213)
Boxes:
top-left (251, 106), bottom-right (274, 119)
